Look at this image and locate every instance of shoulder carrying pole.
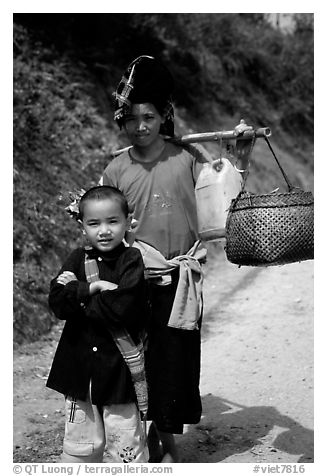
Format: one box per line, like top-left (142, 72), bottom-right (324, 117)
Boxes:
top-left (172, 127), bottom-right (271, 144)
top-left (111, 127), bottom-right (272, 158)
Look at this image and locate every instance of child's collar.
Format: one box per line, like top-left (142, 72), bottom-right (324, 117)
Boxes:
top-left (84, 243), bottom-right (126, 261)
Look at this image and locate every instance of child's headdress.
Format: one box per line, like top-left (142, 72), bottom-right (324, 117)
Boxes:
top-left (63, 188), bottom-right (86, 223)
top-left (113, 55), bottom-right (175, 137)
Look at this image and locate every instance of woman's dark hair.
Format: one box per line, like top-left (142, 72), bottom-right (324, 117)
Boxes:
top-left (79, 186), bottom-right (129, 220)
top-left (114, 56), bottom-right (175, 136)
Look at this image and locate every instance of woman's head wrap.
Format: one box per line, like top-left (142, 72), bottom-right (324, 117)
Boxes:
top-left (113, 55), bottom-right (175, 137)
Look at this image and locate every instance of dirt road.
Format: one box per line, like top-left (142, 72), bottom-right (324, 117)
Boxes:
top-left (13, 245), bottom-right (314, 463)
top-left (178, 244), bottom-right (314, 463)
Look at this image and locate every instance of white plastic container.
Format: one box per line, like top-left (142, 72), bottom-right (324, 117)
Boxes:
top-left (195, 158), bottom-right (243, 241)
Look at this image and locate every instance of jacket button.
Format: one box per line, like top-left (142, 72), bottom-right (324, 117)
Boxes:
top-left (92, 346), bottom-right (97, 352)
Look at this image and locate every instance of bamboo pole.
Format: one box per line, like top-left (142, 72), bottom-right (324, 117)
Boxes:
top-left (111, 127), bottom-right (271, 157)
top-left (173, 127), bottom-right (271, 144)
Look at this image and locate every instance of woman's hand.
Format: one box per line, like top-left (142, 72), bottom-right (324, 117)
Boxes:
top-left (234, 119), bottom-right (253, 136)
top-left (234, 119), bottom-right (255, 173)
top-left (56, 271), bottom-right (78, 286)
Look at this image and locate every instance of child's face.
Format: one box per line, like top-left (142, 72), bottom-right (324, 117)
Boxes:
top-left (123, 102), bottom-right (164, 148)
top-left (82, 198), bottom-right (130, 252)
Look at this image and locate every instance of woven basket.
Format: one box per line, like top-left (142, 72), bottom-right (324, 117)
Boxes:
top-left (225, 189), bottom-right (314, 266)
top-left (225, 137), bottom-right (314, 267)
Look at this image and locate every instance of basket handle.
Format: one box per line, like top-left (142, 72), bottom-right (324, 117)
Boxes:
top-left (264, 137), bottom-right (294, 192)
top-left (240, 135), bottom-right (295, 192)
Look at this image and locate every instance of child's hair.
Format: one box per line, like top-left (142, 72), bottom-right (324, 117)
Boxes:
top-left (79, 185), bottom-right (129, 220)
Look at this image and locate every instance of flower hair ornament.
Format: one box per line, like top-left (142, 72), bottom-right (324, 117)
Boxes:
top-left (60, 188), bottom-right (86, 223)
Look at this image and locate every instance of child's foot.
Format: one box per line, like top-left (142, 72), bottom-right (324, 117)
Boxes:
top-left (161, 452), bottom-right (178, 463)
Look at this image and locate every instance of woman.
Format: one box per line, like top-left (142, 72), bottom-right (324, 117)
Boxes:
top-left (101, 55), bottom-right (249, 462)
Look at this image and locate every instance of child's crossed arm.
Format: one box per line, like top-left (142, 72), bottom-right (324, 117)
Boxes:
top-left (56, 271), bottom-right (118, 294)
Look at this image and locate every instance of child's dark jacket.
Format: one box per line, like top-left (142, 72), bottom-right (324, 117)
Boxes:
top-left (46, 243), bottom-right (148, 406)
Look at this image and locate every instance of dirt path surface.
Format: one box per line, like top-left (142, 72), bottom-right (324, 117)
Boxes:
top-left (13, 246), bottom-right (314, 464)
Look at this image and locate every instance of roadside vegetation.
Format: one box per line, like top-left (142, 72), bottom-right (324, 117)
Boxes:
top-left (13, 13), bottom-right (313, 343)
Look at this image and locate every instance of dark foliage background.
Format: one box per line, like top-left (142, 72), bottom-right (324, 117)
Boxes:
top-left (13, 13), bottom-right (314, 344)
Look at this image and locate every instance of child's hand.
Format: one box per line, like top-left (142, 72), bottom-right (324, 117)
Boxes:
top-left (98, 280), bottom-right (118, 291)
top-left (57, 271), bottom-right (78, 286)
top-left (89, 280), bottom-right (118, 295)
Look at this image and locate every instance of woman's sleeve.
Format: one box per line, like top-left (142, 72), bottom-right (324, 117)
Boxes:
top-left (84, 249), bottom-right (146, 329)
top-left (48, 248), bottom-right (90, 320)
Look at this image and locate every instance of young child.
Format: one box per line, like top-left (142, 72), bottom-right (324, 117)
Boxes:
top-left (46, 185), bottom-right (149, 463)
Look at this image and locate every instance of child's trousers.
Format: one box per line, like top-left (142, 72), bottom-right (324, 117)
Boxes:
top-left (61, 390), bottom-right (148, 463)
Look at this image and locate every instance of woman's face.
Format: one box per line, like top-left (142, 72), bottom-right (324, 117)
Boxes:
top-left (123, 103), bottom-right (164, 148)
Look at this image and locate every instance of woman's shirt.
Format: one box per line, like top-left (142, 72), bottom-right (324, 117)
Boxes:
top-left (102, 141), bottom-right (208, 259)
